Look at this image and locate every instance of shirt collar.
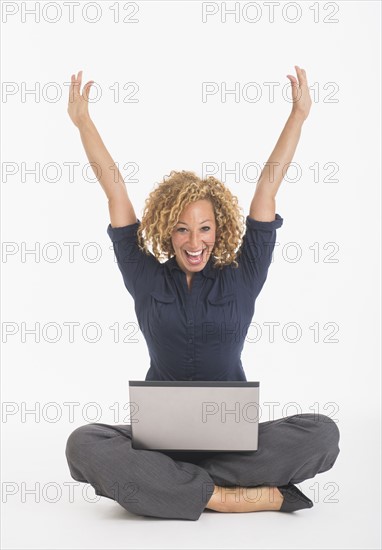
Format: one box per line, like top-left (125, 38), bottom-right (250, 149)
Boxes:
top-left (164, 255), bottom-right (218, 280)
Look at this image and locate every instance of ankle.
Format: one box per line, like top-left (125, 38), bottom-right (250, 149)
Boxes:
top-left (206, 485), bottom-right (283, 513)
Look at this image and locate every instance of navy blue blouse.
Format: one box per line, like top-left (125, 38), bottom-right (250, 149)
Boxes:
top-left (107, 213), bottom-right (283, 381)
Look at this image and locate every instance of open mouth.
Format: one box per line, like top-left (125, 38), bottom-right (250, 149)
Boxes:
top-left (183, 247), bottom-right (206, 265)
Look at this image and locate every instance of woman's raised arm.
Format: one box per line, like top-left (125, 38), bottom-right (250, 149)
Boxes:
top-left (67, 70), bottom-right (137, 228)
top-left (249, 66), bottom-right (312, 222)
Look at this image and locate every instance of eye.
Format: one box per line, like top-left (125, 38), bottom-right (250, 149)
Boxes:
top-left (176, 226), bottom-right (211, 233)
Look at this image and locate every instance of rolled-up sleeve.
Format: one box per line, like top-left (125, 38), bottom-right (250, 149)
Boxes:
top-left (107, 219), bottom-right (159, 300)
top-left (237, 214), bottom-right (284, 297)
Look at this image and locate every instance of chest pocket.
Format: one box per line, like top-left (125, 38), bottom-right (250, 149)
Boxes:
top-left (207, 291), bottom-right (239, 327)
top-left (149, 290), bottom-right (176, 323)
top-left (150, 290), bottom-right (176, 303)
top-left (207, 292), bottom-right (235, 306)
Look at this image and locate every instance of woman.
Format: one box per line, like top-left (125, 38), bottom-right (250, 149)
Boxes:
top-left (65, 67), bottom-right (340, 521)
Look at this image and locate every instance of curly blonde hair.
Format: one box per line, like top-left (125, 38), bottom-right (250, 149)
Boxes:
top-left (136, 170), bottom-right (245, 269)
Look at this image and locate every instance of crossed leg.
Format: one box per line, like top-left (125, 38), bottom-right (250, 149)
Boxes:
top-left (197, 413), bottom-right (340, 513)
top-left (65, 413), bottom-right (340, 519)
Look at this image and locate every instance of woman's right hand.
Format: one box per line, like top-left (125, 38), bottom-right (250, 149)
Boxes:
top-left (67, 70), bottom-right (94, 128)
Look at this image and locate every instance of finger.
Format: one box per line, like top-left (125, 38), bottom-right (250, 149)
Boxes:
top-left (77, 69), bottom-right (83, 89)
top-left (295, 65), bottom-right (307, 86)
top-left (294, 65), bottom-right (303, 84)
top-left (287, 75), bottom-right (298, 87)
top-left (287, 74), bottom-right (301, 101)
top-left (83, 81), bottom-right (94, 100)
top-left (69, 74), bottom-right (77, 102)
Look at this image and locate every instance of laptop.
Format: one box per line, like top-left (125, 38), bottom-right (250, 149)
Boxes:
top-left (128, 381), bottom-right (260, 452)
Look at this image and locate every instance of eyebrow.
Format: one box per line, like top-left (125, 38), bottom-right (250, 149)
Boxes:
top-left (176, 219), bottom-right (212, 225)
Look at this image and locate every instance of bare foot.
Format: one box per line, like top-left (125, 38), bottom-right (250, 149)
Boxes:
top-left (206, 485), bottom-right (284, 513)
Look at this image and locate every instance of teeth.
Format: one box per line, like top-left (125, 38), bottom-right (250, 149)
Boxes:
top-left (186, 248), bottom-right (205, 256)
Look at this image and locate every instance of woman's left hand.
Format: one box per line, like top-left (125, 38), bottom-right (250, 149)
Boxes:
top-left (286, 65), bottom-right (312, 121)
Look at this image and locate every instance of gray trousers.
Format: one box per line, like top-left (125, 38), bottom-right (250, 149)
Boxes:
top-left (65, 413), bottom-right (340, 521)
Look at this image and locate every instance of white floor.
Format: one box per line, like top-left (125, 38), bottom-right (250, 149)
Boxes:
top-left (1, 413), bottom-right (380, 550)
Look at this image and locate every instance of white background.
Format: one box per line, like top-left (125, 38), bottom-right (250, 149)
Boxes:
top-left (1, 1), bottom-right (381, 548)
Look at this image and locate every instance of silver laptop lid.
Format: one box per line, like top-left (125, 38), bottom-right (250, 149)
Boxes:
top-left (128, 381), bottom-right (260, 452)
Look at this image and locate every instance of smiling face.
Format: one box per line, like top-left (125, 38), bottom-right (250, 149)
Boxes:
top-left (171, 199), bottom-right (216, 279)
